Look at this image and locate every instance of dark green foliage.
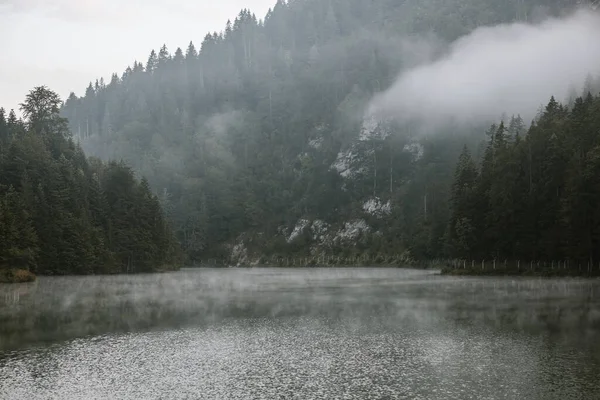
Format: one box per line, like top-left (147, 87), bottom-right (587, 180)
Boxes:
top-left (0, 186), bottom-right (38, 270)
top-left (59, 0), bottom-right (588, 262)
top-left (448, 94), bottom-right (600, 264)
top-left (446, 146), bottom-right (478, 258)
top-left (0, 87), bottom-right (181, 275)
top-left (0, 108), bottom-right (8, 145)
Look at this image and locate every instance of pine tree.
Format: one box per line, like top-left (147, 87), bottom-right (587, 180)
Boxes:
top-left (447, 146), bottom-right (478, 258)
top-left (146, 50), bottom-right (158, 73)
top-left (508, 115), bottom-right (526, 139)
top-left (158, 44), bottom-right (171, 66)
top-left (6, 110), bottom-right (24, 137)
top-left (0, 108), bottom-right (8, 144)
top-left (186, 41), bottom-right (198, 59)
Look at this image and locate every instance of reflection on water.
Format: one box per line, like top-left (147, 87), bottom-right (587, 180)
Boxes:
top-left (1, 268), bottom-right (599, 399)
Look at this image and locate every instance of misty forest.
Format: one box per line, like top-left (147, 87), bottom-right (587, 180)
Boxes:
top-left (3, 0), bottom-right (600, 275)
top-left (3, 1), bottom-right (600, 399)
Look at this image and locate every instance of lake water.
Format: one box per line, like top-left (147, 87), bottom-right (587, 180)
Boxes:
top-left (1, 268), bottom-right (599, 399)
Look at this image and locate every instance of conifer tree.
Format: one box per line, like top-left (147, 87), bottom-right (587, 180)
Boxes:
top-left (146, 50), bottom-right (158, 74)
top-left (447, 146), bottom-right (478, 258)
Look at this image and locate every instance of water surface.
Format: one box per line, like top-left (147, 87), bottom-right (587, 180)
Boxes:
top-left (1, 268), bottom-right (599, 399)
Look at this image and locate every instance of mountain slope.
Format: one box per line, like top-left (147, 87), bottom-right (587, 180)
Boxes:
top-left (60, 0), bottom-right (593, 263)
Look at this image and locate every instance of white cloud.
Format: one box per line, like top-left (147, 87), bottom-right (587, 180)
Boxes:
top-left (368, 9), bottom-right (600, 125)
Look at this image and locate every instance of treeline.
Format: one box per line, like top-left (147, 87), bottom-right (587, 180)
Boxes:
top-left (0, 87), bottom-right (181, 276)
top-left (60, 0), bottom-right (583, 261)
top-left (447, 92), bottom-right (600, 264)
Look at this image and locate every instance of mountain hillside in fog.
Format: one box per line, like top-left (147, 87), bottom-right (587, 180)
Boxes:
top-left (61, 0), bottom-right (600, 264)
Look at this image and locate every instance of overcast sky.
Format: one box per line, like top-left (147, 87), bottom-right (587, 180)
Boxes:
top-left (0, 0), bottom-right (275, 113)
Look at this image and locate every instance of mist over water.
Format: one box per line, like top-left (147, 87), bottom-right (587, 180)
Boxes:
top-left (1, 269), bottom-right (599, 399)
top-left (368, 9), bottom-right (600, 125)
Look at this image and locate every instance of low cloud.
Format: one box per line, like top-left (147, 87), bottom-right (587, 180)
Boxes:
top-left (368, 9), bottom-right (600, 125)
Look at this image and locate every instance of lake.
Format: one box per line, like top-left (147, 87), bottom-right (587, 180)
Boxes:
top-left (1, 268), bottom-right (599, 399)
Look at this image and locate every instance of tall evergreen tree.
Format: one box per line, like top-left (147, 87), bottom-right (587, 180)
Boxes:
top-left (447, 146), bottom-right (478, 258)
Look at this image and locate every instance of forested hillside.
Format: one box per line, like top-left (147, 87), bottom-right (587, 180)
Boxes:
top-left (59, 0), bottom-right (599, 263)
top-left (0, 87), bottom-right (181, 277)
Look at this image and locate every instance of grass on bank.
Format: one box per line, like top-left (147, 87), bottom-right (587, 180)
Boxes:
top-left (0, 269), bottom-right (37, 283)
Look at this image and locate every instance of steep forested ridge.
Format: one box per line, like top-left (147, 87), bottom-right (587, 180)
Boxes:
top-left (0, 87), bottom-right (181, 276)
top-left (59, 0), bottom-right (598, 263)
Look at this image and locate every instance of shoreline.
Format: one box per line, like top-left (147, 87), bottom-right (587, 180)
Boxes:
top-left (0, 265), bottom-right (182, 284)
top-left (0, 269), bottom-right (37, 284)
top-left (441, 267), bottom-right (600, 278)
top-left (6, 264), bottom-right (598, 281)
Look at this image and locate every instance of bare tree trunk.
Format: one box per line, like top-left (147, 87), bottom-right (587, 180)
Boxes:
top-left (373, 146), bottom-right (377, 197)
top-left (390, 147), bottom-right (394, 194)
top-left (269, 89), bottom-right (273, 125)
top-left (528, 141), bottom-right (533, 193)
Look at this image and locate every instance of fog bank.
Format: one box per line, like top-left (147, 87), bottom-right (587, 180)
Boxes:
top-left (368, 9), bottom-right (600, 125)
